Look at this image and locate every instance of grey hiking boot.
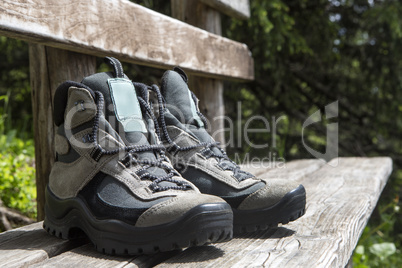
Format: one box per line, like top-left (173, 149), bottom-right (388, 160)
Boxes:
top-left (43, 58), bottom-right (233, 255)
top-left (150, 67), bottom-right (306, 233)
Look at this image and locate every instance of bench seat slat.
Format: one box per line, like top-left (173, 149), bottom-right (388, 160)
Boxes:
top-left (155, 157), bottom-right (392, 267)
top-left (0, 159), bottom-right (317, 266)
top-left (0, 0), bottom-right (253, 81)
top-left (0, 222), bottom-right (85, 267)
top-left (29, 244), bottom-right (137, 268)
top-left (30, 243), bottom-right (181, 268)
top-left (240, 159), bottom-right (325, 179)
top-left (0, 158), bottom-right (392, 267)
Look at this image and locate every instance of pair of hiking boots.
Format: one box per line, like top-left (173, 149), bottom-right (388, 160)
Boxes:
top-left (44, 57), bottom-right (306, 255)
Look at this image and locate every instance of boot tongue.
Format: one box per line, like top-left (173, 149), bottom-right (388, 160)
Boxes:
top-left (161, 68), bottom-right (204, 128)
top-left (81, 59), bottom-right (168, 178)
top-left (81, 71), bottom-right (149, 146)
top-left (160, 68), bottom-right (223, 155)
top-left (161, 68), bottom-right (254, 182)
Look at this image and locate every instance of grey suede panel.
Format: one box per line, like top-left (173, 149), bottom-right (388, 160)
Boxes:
top-left (166, 125), bottom-right (260, 190)
top-left (49, 156), bottom-right (98, 199)
top-left (100, 156), bottom-right (199, 201)
top-left (64, 87), bottom-right (97, 129)
top-left (49, 128), bottom-right (121, 199)
top-left (68, 128), bottom-right (97, 157)
top-left (57, 145), bottom-right (80, 164)
top-left (56, 125), bottom-right (81, 163)
top-left (238, 179), bottom-right (301, 210)
top-left (98, 128), bottom-right (124, 152)
top-left (55, 134), bottom-right (70, 155)
top-left (135, 193), bottom-right (224, 227)
top-left (166, 125), bottom-right (204, 160)
top-left (100, 154), bottom-right (149, 196)
top-left (185, 154), bottom-right (261, 190)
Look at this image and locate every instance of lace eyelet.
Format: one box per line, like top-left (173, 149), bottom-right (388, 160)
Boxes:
top-left (74, 100), bottom-right (86, 111)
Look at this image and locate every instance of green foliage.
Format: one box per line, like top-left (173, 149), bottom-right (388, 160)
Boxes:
top-left (0, 109), bottom-right (36, 219)
top-left (0, 37), bottom-right (36, 221)
top-left (222, 0), bottom-right (402, 266)
top-left (0, 37), bottom-right (31, 139)
top-left (0, 147), bottom-right (36, 218)
top-left (353, 195), bottom-right (401, 267)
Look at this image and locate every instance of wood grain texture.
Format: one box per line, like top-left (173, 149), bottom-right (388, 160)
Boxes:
top-left (172, 0), bottom-right (226, 146)
top-left (0, 158), bottom-right (392, 267)
top-left (0, 223), bottom-right (178, 268)
top-left (199, 0), bottom-right (250, 19)
top-left (29, 244), bottom-right (139, 268)
top-left (0, 0), bottom-right (254, 80)
top-left (0, 222), bottom-right (85, 267)
top-left (155, 157), bottom-right (392, 268)
top-left (240, 159), bottom-right (325, 179)
top-left (262, 159), bottom-right (326, 180)
top-left (240, 161), bottom-right (284, 176)
top-left (31, 243), bottom-right (180, 268)
top-left (29, 44), bottom-right (96, 220)
top-left (0, 221), bottom-right (42, 245)
top-left (171, 0), bottom-right (223, 35)
top-left (0, 159), bottom-right (318, 267)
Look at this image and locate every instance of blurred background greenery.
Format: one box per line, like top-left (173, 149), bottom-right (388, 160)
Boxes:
top-left (0, 0), bottom-right (401, 266)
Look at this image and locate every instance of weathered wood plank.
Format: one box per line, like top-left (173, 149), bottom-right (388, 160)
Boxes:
top-left (199, 0), bottom-right (250, 19)
top-left (0, 222), bottom-right (179, 268)
top-left (0, 0), bottom-right (254, 81)
top-left (0, 221), bottom-right (42, 245)
top-left (30, 243), bottom-right (180, 268)
top-left (240, 161), bottom-right (283, 175)
top-left (29, 45), bottom-right (96, 220)
top-left (0, 159), bottom-right (321, 267)
top-left (29, 244), bottom-right (137, 268)
top-left (261, 159), bottom-right (326, 180)
top-left (0, 222), bottom-right (85, 267)
top-left (240, 159), bottom-right (325, 178)
top-left (0, 158), bottom-right (391, 267)
top-left (155, 157), bottom-right (392, 267)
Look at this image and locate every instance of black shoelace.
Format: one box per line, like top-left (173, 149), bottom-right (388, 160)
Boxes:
top-left (90, 90), bottom-right (192, 192)
top-left (149, 85), bottom-right (251, 182)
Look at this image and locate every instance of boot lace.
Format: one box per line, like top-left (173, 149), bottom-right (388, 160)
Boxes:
top-left (149, 85), bottom-right (252, 182)
top-left (90, 90), bottom-right (192, 192)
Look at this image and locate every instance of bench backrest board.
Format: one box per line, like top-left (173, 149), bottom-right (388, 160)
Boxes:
top-left (0, 0), bottom-right (253, 80)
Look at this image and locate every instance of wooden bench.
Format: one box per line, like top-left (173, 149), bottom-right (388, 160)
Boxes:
top-left (0, 0), bottom-right (253, 220)
top-left (0, 157), bottom-right (392, 267)
top-left (0, 0), bottom-right (394, 266)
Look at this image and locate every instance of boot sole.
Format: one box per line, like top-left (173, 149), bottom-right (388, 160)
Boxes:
top-left (43, 188), bottom-right (233, 255)
top-left (233, 184), bottom-right (306, 234)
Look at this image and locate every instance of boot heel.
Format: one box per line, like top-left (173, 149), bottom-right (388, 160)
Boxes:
top-left (43, 218), bottom-right (70, 239)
